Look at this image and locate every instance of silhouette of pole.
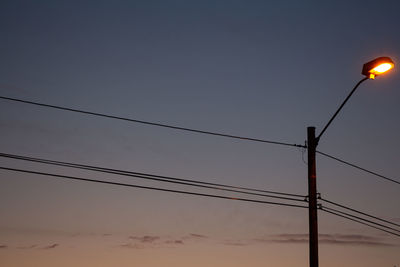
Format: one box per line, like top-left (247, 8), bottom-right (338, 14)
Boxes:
top-left (307, 127), bottom-right (318, 267)
top-left (305, 57), bottom-right (394, 267)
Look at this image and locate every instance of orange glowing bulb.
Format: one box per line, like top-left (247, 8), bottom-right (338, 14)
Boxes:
top-left (370, 63), bottom-right (393, 74)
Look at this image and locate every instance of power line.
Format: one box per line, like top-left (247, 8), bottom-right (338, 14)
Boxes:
top-left (0, 152), bottom-right (305, 202)
top-left (317, 150), bottom-right (400, 186)
top-left (320, 207), bottom-right (400, 238)
top-left (320, 197), bottom-right (400, 228)
top-left (320, 205), bottom-right (400, 235)
top-left (0, 166), bottom-right (308, 209)
top-left (0, 96), bottom-right (305, 148)
top-left (0, 152), bottom-right (305, 199)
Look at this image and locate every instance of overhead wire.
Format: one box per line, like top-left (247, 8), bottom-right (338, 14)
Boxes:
top-left (320, 197), bottom-right (400, 228)
top-left (0, 152), bottom-right (305, 200)
top-left (0, 96), bottom-right (305, 148)
top-left (5, 160), bottom-right (396, 235)
top-left (317, 150), bottom-right (400, 186)
top-left (2, 96), bottom-right (399, 236)
top-left (0, 166), bottom-right (308, 209)
top-left (319, 205), bottom-right (400, 235)
top-left (320, 207), bottom-right (400, 238)
top-left (2, 96), bottom-right (398, 189)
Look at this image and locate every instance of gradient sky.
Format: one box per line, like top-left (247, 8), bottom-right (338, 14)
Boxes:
top-left (1, 1), bottom-right (400, 266)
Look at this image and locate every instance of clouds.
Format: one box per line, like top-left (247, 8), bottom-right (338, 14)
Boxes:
top-left (205, 233), bottom-right (399, 248)
top-left (120, 235), bottom-right (185, 249)
top-left (118, 231), bottom-right (398, 249)
top-left (0, 228), bottom-right (211, 252)
top-left (265, 233), bottom-right (397, 247)
top-left (165, 240), bottom-right (184, 245)
top-left (186, 233), bottom-right (207, 239)
top-left (129, 235), bottom-right (160, 243)
top-left (119, 233), bottom-right (211, 249)
top-left (42, 243), bottom-right (59, 249)
top-left (2, 230), bottom-right (396, 252)
top-left (0, 243), bottom-right (59, 250)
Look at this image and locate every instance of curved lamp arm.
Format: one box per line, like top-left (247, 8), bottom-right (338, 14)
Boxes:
top-left (316, 77), bottom-right (369, 143)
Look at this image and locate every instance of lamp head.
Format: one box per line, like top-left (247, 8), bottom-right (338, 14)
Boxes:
top-left (362, 57), bottom-right (394, 79)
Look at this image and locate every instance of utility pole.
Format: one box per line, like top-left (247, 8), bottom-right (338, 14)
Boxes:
top-left (307, 127), bottom-right (318, 267)
top-left (304, 57), bottom-right (394, 267)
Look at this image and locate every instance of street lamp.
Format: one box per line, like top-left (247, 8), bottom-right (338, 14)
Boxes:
top-left (318, 56), bottom-right (395, 141)
top-left (307, 57), bottom-right (394, 267)
top-left (362, 56), bottom-right (395, 79)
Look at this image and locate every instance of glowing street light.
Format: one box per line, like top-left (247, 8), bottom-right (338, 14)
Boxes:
top-left (307, 56), bottom-right (395, 267)
top-left (318, 56), bottom-right (395, 140)
top-left (362, 56), bottom-right (395, 79)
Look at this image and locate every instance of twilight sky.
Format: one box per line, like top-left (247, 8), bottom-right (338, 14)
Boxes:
top-left (1, 1), bottom-right (400, 266)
